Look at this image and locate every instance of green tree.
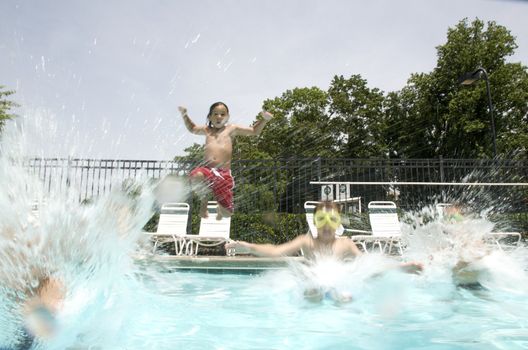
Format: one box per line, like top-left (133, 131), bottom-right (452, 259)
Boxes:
top-left (383, 74), bottom-right (443, 158)
top-left (236, 76), bottom-right (389, 160)
top-left (235, 87), bottom-right (336, 159)
top-left (174, 143), bottom-right (204, 162)
top-left (386, 18), bottom-right (528, 158)
top-left (328, 74), bottom-right (387, 158)
top-left (0, 86), bottom-right (18, 131)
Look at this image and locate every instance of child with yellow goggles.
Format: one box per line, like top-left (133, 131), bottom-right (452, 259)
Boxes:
top-left (225, 201), bottom-right (423, 279)
top-left (313, 209), bottom-right (341, 229)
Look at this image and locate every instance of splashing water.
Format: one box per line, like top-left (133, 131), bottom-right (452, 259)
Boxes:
top-left (0, 119), bottom-right (157, 348)
top-left (401, 203), bottom-right (528, 293)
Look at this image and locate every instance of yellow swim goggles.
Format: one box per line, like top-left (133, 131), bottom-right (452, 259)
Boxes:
top-left (314, 209), bottom-right (341, 229)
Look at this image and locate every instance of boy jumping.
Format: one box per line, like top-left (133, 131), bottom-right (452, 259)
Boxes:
top-left (179, 102), bottom-right (272, 219)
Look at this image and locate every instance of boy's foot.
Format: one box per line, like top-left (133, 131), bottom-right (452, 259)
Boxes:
top-left (199, 200), bottom-right (208, 218)
top-left (216, 205), bottom-right (232, 221)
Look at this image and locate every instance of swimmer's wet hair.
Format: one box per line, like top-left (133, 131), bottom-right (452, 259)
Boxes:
top-left (314, 201), bottom-right (340, 213)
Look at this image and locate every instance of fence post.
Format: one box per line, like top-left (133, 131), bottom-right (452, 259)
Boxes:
top-left (439, 155), bottom-right (444, 182)
top-left (66, 157), bottom-right (72, 188)
top-left (316, 157), bottom-right (321, 181)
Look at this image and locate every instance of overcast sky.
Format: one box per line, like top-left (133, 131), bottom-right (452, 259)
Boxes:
top-left (1, 0), bottom-right (527, 160)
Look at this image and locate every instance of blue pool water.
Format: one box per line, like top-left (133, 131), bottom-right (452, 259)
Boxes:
top-left (99, 263), bottom-right (528, 349)
top-left (22, 253), bottom-right (526, 350)
top-left (4, 236), bottom-right (528, 350)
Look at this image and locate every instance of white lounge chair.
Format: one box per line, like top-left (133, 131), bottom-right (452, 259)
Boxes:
top-left (184, 201), bottom-right (232, 256)
top-left (144, 202), bottom-right (190, 255)
top-left (349, 201), bottom-right (403, 255)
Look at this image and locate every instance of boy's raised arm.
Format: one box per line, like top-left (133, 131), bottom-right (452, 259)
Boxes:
top-left (233, 111), bottom-right (273, 136)
top-left (179, 106), bottom-right (206, 135)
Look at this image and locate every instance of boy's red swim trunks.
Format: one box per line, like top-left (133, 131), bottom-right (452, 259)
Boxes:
top-left (190, 167), bottom-right (234, 212)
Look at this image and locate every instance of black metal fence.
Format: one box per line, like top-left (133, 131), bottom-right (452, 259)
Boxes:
top-left (26, 157), bottom-right (528, 233)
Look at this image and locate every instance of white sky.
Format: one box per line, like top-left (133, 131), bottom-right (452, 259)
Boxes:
top-left (1, 0), bottom-right (527, 160)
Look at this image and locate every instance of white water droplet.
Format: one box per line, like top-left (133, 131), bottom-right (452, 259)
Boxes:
top-left (191, 33), bottom-right (200, 44)
top-left (223, 61), bottom-right (233, 72)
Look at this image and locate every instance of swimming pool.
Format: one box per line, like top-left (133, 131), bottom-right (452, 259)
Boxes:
top-left (12, 251), bottom-right (520, 350)
top-left (2, 202), bottom-right (528, 350)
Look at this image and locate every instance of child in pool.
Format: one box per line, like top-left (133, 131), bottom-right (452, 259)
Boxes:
top-left (1, 219), bottom-right (65, 348)
top-left (1, 194), bottom-right (143, 348)
top-left (227, 201), bottom-right (362, 260)
top-left (444, 204), bottom-right (464, 223)
top-left (179, 102), bottom-right (272, 220)
top-left (434, 203), bottom-right (496, 287)
top-left (226, 201), bottom-right (423, 301)
top-left (227, 201), bottom-right (423, 268)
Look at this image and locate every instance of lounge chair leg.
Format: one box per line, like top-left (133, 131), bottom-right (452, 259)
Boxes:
top-left (361, 242), bottom-right (368, 253)
top-left (178, 238), bottom-right (186, 255)
top-left (175, 238), bottom-right (181, 256)
top-left (188, 241), bottom-right (194, 255)
top-left (174, 237), bottom-right (186, 256)
top-left (174, 241), bottom-right (179, 255)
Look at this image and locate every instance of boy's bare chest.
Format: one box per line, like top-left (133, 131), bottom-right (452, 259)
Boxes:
top-left (206, 129), bottom-right (233, 145)
top-left (311, 240), bottom-right (347, 258)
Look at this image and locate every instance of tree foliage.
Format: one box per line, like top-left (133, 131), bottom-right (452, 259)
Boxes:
top-left (0, 86), bottom-right (18, 131)
top-left (235, 87), bottom-right (336, 159)
top-left (174, 143), bottom-right (204, 162)
top-left (328, 74), bottom-right (386, 158)
top-left (387, 18), bottom-right (528, 158)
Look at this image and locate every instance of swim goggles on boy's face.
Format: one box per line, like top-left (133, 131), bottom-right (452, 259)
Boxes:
top-left (314, 209), bottom-right (341, 229)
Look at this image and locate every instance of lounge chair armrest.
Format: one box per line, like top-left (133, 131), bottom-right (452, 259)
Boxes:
top-left (343, 228), bottom-right (372, 234)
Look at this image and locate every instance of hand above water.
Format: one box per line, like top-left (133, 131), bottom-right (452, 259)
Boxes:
top-left (225, 240), bottom-right (251, 254)
top-left (261, 110), bottom-right (273, 121)
top-left (178, 106), bottom-right (188, 116)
